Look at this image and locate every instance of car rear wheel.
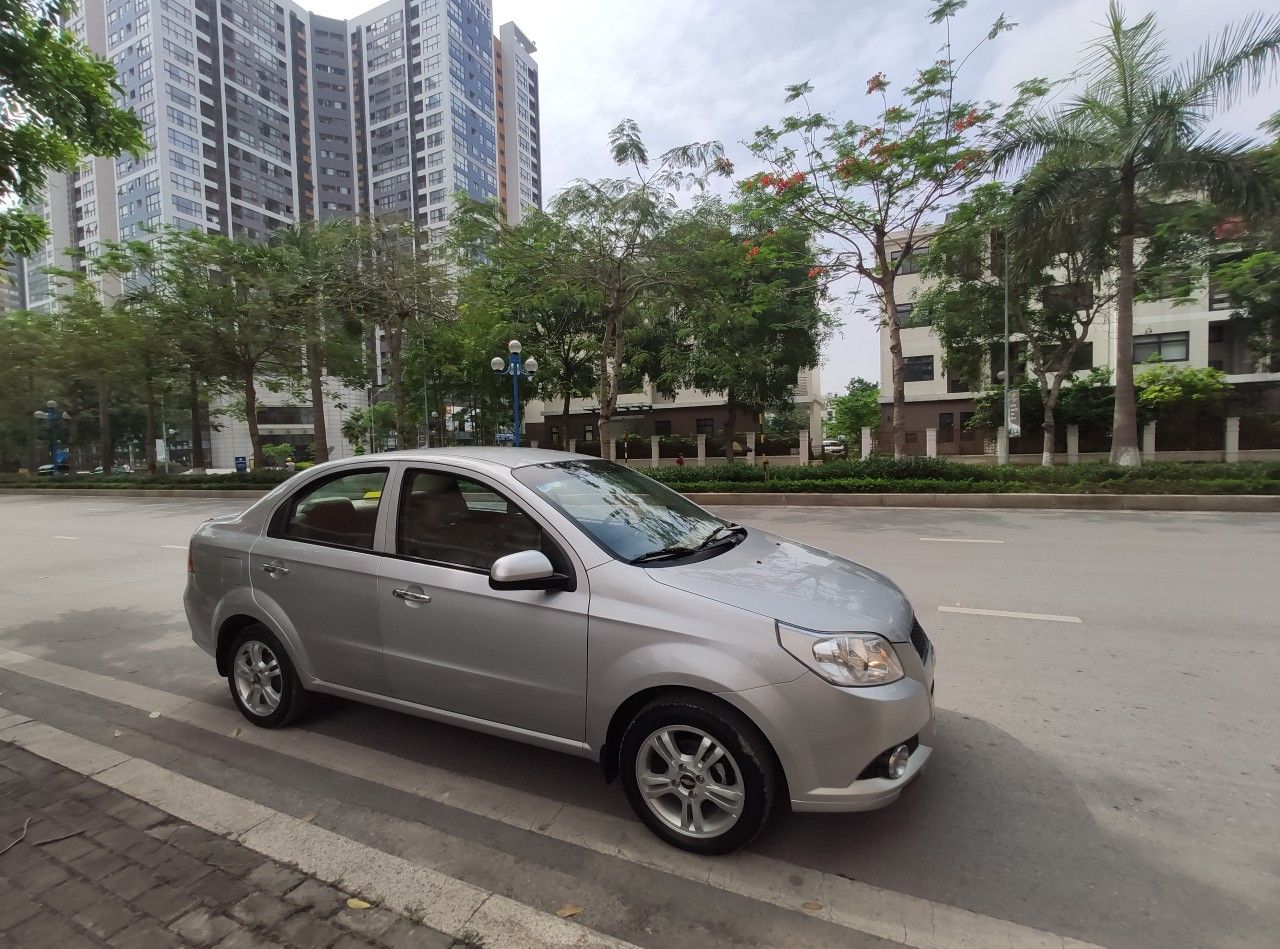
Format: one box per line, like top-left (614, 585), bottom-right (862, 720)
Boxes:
top-left (619, 697), bottom-right (778, 854)
top-left (228, 625), bottom-right (309, 728)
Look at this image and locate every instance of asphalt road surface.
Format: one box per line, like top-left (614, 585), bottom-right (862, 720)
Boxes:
top-left (0, 494), bottom-right (1276, 948)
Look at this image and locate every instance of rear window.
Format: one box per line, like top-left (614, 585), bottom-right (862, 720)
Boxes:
top-left (277, 468), bottom-right (388, 551)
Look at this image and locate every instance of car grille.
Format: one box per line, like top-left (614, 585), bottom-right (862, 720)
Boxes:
top-left (910, 616), bottom-right (931, 664)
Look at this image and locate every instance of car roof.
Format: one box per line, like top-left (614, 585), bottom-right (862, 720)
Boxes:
top-left (352, 446), bottom-right (588, 470)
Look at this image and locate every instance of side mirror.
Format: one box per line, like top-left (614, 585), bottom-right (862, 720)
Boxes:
top-left (489, 550), bottom-right (572, 591)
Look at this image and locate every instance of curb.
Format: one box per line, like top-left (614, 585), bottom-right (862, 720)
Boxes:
top-left (683, 492), bottom-right (1280, 512)
top-left (3, 487), bottom-right (1279, 511)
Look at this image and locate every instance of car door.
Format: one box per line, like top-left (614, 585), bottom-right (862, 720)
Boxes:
top-left (378, 465), bottom-right (589, 740)
top-left (249, 465), bottom-right (391, 695)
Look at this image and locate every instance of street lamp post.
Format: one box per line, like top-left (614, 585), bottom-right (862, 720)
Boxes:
top-left (32, 400), bottom-right (70, 466)
top-left (491, 340), bottom-right (538, 447)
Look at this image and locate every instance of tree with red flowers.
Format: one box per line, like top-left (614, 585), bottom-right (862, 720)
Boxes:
top-left (743, 0), bottom-right (1030, 456)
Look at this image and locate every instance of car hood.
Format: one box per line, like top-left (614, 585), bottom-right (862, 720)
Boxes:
top-left (647, 528), bottom-right (914, 641)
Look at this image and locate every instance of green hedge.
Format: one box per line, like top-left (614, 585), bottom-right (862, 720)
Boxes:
top-left (3, 457), bottom-right (1278, 495)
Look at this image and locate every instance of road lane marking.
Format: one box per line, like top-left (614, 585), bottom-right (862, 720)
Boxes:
top-left (52, 535), bottom-right (79, 540)
top-left (918, 537), bottom-right (1004, 544)
top-left (0, 646), bottom-right (1100, 949)
top-left (938, 606), bottom-right (1082, 624)
top-left (0, 708), bottom-right (634, 949)
top-left (161, 545), bottom-right (187, 550)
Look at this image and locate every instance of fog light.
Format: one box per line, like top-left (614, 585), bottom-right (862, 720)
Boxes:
top-left (887, 744), bottom-right (910, 780)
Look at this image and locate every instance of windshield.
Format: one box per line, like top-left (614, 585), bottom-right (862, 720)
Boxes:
top-left (513, 459), bottom-right (725, 563)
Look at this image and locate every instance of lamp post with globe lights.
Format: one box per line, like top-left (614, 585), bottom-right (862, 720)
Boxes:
top-left (32, 400), bottom-right (71, 467)
top-left (490, 340), bottom-right (538, 447)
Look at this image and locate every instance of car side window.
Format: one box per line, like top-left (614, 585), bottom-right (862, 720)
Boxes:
top-left (396, 469), bottom-right (559, 572)
top-left (276, 468), bottom-right (388, 552)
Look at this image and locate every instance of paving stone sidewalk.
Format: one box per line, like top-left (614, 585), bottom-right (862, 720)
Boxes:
top-left (0, 741), bottom-right (466, 949)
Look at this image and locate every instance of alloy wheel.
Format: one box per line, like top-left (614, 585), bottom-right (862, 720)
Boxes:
top-left (233, 640), bottom-right (282, 716)
top-left (635, 725), bottom-right (745, 839)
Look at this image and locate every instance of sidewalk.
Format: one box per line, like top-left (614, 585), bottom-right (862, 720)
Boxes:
top-left (0, 743), bottom-right (461, 949)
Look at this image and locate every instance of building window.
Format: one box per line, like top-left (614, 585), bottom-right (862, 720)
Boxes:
top-left (1133, 331), bottom-right (1189, 363)
top-left (895, 302), bottom-right (917, 326)
top-left (257, 406), bottom-right (314, 425)
top-left (1042, 282), bottom-right (1095, 312)
top-left (695, 418), bottom-right (714, 435)
top-left (653, 419), bottom-right (672, 437)
top-left (891, 245), bottom-right (927, 275)
top-left (959, 411), bottom-right (975, 434)
top-left (1070, 342), bottom-right (1094, 371)
top-left (1208, 323), bottom-right (1225, 343)
top-left (947, 375), bottom-right (969, 393)
top-left (549, 426), bottom-right (560, 446)
top-left (583, 424), bottom-right (594, 442)
top-left (903, 355), bottom-right (934, 382)
top-left (938, 412), bottom-right (955, 441)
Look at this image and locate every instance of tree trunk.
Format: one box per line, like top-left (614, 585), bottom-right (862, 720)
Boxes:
top-left (98, 379), bottom-right (113, 475)
top-left (1111, 162), bottom-right (1141, 466)
top-left (883, 278), bottom-right (906, 459)
top-left (243, 369), bottom-right (264, 469)
top-left (188, 368), bottom-right (206, 470)
top-left (307, 336), bottom-right (330, 463)
top-left (144, 398), bottom-right (157, 474)
top-left (27, 413), bottom-right (38, 473)
top-left (561, 385), bottom-right (572, 448)
top-left (388, 324), bottom-right (406, 447)
top-left (724, 390), bottom-right (738, 462)
top-left (596, 306), bottom-right (619, 445)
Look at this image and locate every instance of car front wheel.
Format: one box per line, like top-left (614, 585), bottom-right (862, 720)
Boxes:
top-left (619, 696), bottom-right (779, 854)
top-left (228, 625), bottom-right (309, 728)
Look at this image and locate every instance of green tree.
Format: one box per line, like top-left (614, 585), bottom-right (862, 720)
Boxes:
top-left (916, 181), bottom-right (1115, 463)
top-left (542, 120), bottom-right (730, 443)
top-left (991, 3), bottom-right (1280, 465)
top-left (269, 220), bottom-right (367, 463)
top-left (1135, 363), bottom-right (1229, 413)
top-left (328, 216), bottom-right (454, 447)
top-left (0, 0), bottom-right (145, 253)
top-left (742, 1), bottom-right (1019, 458)
top-left (826, 378), bottom-right (880, 445)
top-left (0, 309), bottom-right (59, 470)
top-left (1138, 124), bottom-right (1280, 371)
top-left (637, 199), bottom-right (831, 460)
top-left (452, 202), bottom-right (600, 446)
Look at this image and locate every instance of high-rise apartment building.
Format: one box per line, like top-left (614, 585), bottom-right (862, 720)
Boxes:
top-left (494, 21), bottom-right (541, 224)
top-left (9, 0), bottom-right (532, 292)
top-left (8, 0), bottom-right (540, 464)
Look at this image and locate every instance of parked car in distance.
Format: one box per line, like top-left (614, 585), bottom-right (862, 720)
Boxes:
top-left (36, 462), bottom-right (72, 476)
top-left (820, 438), bottom-right (848, 458)
top-left (185, 448), bottom-right (935, 853)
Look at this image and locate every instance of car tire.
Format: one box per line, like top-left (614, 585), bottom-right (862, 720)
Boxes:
top-left (619, 696), bottom-right (779, 855)
top-left (227, 625), bottom-right (310, 728)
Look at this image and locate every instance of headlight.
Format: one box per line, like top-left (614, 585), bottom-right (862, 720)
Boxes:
top-left (777, 623), bottom-right (904, 687)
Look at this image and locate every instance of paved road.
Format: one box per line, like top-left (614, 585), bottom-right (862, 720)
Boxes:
top-left (0, 494), bottom-right (1276, 948)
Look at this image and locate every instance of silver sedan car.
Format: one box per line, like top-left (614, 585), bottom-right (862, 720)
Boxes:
top-left (185, 448), bottom-right (935, 854)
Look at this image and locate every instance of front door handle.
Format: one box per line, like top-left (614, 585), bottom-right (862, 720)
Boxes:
top-left (392, 588), bottom-right (432, 604)
top-left (261, 563), bottom-right (290, 577)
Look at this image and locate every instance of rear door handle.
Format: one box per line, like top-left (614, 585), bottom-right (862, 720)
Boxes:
top-left (261, 563), bottom-right (290, 577)
top-left (392, 588), bottom-right (432, 604)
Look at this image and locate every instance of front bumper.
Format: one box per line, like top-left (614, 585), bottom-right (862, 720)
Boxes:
top-left (722, 640), bottom-right (936, 812)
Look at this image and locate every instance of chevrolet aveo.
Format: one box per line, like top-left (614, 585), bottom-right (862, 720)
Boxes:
top-left (184, 448), bottom-right (936, 854)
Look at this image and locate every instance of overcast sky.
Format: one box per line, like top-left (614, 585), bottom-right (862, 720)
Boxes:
top-left (307, 0), bottom-right (1277, 393)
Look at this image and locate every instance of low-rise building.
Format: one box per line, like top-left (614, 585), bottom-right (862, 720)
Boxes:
top-left (879, 230), bottom-right (1280, 457)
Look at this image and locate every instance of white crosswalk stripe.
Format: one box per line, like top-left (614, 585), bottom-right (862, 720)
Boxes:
top-left (0, 646), bottom-right (1101, 949)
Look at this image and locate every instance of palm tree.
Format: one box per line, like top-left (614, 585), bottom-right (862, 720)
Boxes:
top-left (991, 2), bottom-right (1280, 465)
